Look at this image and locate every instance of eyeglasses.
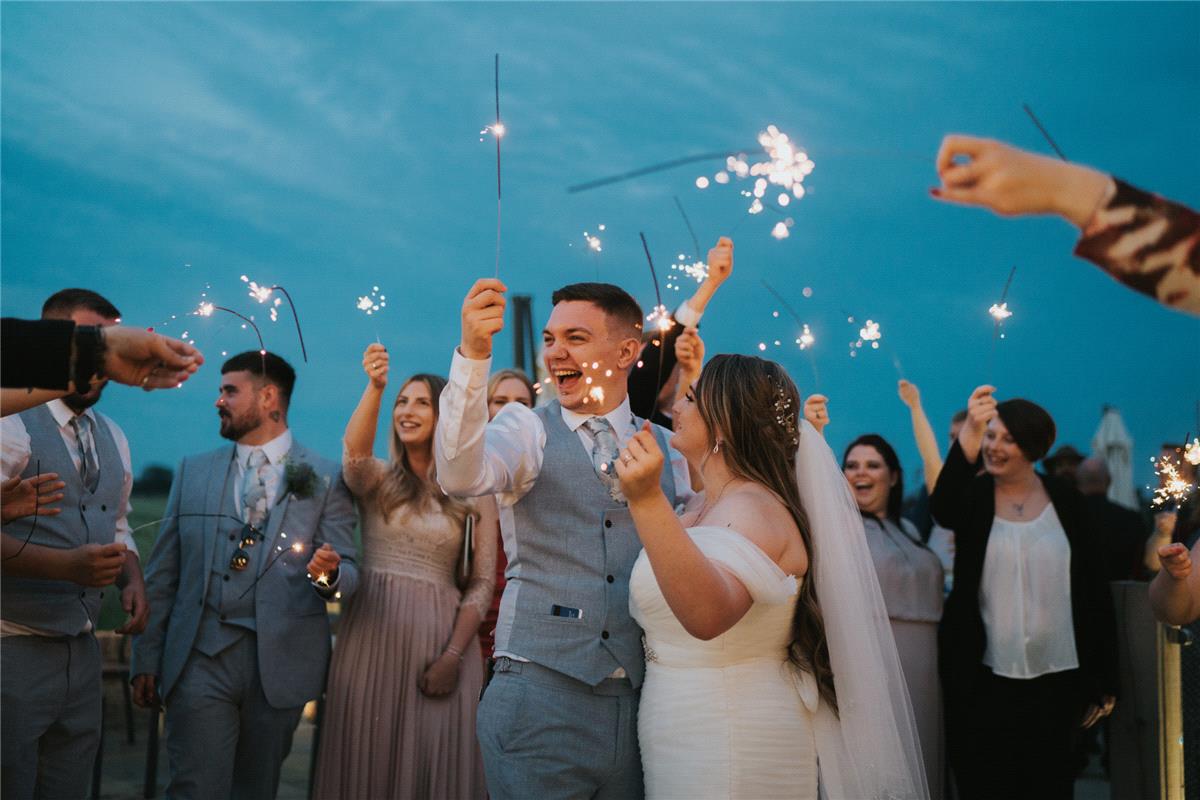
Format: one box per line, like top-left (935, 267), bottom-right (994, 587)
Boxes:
top-left (229, 523), bottom-right (264, 571)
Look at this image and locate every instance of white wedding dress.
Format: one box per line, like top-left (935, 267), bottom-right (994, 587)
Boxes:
top-left (630, 526), bottom-right (819, 799)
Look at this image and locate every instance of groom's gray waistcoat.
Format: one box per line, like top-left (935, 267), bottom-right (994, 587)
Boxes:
top-left (1, 404), bottom-right (122, 635)
top-left (500, 401), bottom-right (676, 688)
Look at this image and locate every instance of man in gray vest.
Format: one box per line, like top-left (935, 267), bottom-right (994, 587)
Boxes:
top-left (130, 351), bottom-right (358, 799)
top-left (1, 288), bottom-right (150, 800)
top-left (437, 279), bottom-right (693, 799)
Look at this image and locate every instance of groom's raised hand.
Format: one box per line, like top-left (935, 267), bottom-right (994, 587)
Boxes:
top-left (460, 278), bottom-right (507, 360)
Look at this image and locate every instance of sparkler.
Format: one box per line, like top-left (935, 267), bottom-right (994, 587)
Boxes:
top-left (714, 126), bottom-right (813, 239)
top-left (988, 266), bottom-right (1017, 381)
top-left (639, 232), bottom-right (674, 418)
top-left (240, 277), bottom-right (308, 363)
top-left (195, 299), bottom-right (267, 370)
top-left (1151, 454), bottom-right (1196, 510)
top-left (760, 279), bottom-right (819, 388)
top-left (486, 54), bottom-right (504, 277)
top-left (1185, 436), bottom-right (1200, 467)
top-left (581, 224), bottom-right (605, 279)
top-left (1022, 103), bottom-right (1068, 161)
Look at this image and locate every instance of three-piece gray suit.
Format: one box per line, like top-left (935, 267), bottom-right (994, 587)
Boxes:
top-left (470, 402), bottom-right (677, 800)
top-left (131, 439), bottom-right (357, 799)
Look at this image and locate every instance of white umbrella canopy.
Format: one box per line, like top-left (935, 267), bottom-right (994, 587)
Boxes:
top-left (1092, 406), bottom-right (1138, 510)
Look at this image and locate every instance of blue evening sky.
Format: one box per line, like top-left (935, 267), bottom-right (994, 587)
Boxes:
top-left (3, 2), bottom-right (1197, 493)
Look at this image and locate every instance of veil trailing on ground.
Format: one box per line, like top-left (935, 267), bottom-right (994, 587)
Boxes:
top-left (793, 418), bottom-right (930, 800)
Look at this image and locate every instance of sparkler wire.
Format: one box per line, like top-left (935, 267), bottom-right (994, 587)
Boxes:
top-left (760, 280), bottom-right (819, 389)
top-left (567, 149), bottom-right (757, 194)
top-left (493, 53), bottom-right (503, 278)
top-left (639, 231), bottom-right (671, 420)
top-left (1022, 103), bottom-right (1068, 162)
top-left (268, 286), bottom-right (307, 363)
top-left (673, 195), bottom-right (701, 258)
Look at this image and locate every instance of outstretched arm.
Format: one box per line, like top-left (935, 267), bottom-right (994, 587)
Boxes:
top-left (898, 380), bottom-right (943, 493)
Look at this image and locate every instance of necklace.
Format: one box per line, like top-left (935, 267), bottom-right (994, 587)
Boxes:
top-left (694, 477), bottom-right (739, 526)
top-left (1000, 477), bottom-right (1039, 517)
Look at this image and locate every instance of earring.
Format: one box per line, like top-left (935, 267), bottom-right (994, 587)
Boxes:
top-left (713, 441), bottom-right (722, 454)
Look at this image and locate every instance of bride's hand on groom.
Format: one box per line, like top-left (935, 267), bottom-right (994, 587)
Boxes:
top-left (803, 394), bottom-right (829, 434)
top-left (460, 278), bottom-right (508, 360)
top-left (616, 423), bottom-right (666, 504)
top-left (362, 343), bottom-right (389, 389)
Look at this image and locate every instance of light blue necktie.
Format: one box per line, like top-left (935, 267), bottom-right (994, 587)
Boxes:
top-left (241, 449), bottom-right (270, 529)
top-left (583, 417), bottom-right (624, 503)
top-left (69, 416), bottom-right (100, 493)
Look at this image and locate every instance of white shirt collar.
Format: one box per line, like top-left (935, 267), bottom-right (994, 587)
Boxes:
top-left (559, 395), bottom-right (635, 439)
top-left (47, 398), bottom-right (97, 429)
top-left (236, 429), bottom-right (293, 468)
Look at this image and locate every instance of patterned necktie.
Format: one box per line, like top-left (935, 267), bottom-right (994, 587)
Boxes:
top-left (69, 416), bottom-right (100, 493)
top-left (583, 417), bottom-right (624, 503)
top-left (241, 449), bottom-right (270, 529)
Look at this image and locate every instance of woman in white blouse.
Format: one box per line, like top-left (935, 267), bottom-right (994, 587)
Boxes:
top-left (931, 385), bottom-right (1117, 800)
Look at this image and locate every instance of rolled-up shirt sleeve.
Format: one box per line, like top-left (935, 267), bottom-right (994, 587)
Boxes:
top-left (1, 415), bottom-right (32, 482)
top-left (436, 348), bottom-right (544, 501)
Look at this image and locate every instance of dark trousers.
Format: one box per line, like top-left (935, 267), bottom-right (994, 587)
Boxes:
top-left (949, 666), bottom-right (1086, 800)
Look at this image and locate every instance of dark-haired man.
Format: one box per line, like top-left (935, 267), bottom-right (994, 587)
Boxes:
top-left (436, 279), bottom-right (693, 799)
top-left (130, 351), bottom-right (358, 799)
top-left (1, 289), bottom-right (148, 800)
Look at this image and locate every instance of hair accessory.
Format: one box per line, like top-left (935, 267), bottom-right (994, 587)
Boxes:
top-left (772, 381), bottom-right (800, 448)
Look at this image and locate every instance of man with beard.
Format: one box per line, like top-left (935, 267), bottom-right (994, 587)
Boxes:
top-left (0, 288), bottom-right (149, 800)
top-left (130, 351), bottom-right (358, 800)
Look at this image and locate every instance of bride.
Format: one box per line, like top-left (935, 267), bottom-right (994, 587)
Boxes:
top-left (615, 354), bottom-right (929, 800)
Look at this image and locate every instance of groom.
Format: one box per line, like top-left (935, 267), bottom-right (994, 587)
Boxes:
top-left (437, 279), bottom-right (693, 799)
top-left (130, 351), bottom-right (358, 799)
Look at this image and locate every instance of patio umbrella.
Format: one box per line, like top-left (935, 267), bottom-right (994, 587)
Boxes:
top-left (1092, 405), bottom-right (1138, 510)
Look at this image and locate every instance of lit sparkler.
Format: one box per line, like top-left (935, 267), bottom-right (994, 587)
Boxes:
top-left (356, 287), bottom-right (387, 316)
top-left (989, 266), bottom-right (1017, 380)
top-left (485, 54), bottom-right (503, 277)
top-left (240, 277), bottom-right (308, 362)
top-left (715, 125), bottom-right (813, 239)
top-left (194, 299), bottom-right (266, 367)
top-left (1185, 437), bottom-right (1200, 467)
top-left (1151, 454), bottom-right (1196, 509)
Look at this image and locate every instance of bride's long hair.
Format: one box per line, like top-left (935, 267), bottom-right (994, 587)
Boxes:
top-left (694, 354), bottom-right (837, 712)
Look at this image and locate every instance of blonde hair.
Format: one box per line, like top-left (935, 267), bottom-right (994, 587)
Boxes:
top-left (375, 374), bottom-right (472, 527)
top-left (486, 369), bottom-right (535, 408)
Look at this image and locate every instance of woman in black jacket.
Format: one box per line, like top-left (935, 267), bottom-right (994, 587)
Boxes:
top-left (932, 385), bottom-right (1117, 800)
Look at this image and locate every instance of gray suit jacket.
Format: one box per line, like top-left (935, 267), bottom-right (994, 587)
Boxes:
top-left (130, 439), bottom-right (359, 709)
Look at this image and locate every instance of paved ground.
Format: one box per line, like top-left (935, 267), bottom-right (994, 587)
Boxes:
top-left (92, 676), bottom-right (1112, 800)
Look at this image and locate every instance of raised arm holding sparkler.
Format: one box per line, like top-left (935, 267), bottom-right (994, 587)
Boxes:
top-left (898, 379), bottom-right (943, 494)
top-left (932, 134), bottom-right (1200, 315)
top-left (1150, 540), bottom-right (1200, 625)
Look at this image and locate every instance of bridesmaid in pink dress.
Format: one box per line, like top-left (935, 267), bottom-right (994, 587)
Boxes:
top-left (313, 344), bottom-right (497, 800)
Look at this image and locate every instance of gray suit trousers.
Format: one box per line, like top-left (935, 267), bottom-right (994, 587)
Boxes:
top-left (164, 633), bottom-right (303, 800)
top-left (477, 659), bottom-right (642, 800)
top-left (1, 633), bottom-right (102, 800)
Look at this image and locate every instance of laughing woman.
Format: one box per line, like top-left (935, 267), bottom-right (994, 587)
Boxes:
top-left (933, 386), bottom-right (1117, 800)
top-left (313, 343), bottom-right (497, 800)
top-left (842, 433), bottom-right (945, 800)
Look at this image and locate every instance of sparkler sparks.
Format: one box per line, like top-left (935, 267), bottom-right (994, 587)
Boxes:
top-left (583, 225), bottom-right (604, 252)
top-left (797, 324), bottom-right (815, 350)
top-left (859, 320), bottom-right (882, 343)
top-left (1151, 454), bottom-right (1196, 509)
top-left (711, 125), bottom-right (814, 239)
top-left (356, 287), bottom-right (387, 316)
top-left (646, 304), bottom-right (672, 333)
top-left (1186, 437), bottom-right (1200, 467)
top-left (240, 277), bottom-right (308, 361)
top-left (988, 303), bottom-right (1013, 322)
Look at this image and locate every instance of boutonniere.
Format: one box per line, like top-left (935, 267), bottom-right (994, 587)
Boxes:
top-left (283, 459), bottom-right (321, 500)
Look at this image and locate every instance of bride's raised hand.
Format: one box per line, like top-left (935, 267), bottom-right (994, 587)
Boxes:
top-left (616, 422), bottom-right (666, 503)
top-left (803, 394), bottom-right (829, 434)
top-left (362, 343), bottom-right (389, 389)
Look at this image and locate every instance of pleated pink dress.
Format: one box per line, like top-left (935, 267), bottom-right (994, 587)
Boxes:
top-left (312, 455), bottom-right (494, 800)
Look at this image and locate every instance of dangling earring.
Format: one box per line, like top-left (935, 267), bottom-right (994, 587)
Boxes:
top-left (713, 440), bottom-right (722, 454)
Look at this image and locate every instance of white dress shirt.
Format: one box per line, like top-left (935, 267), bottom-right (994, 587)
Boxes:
top-left (1, 400), bottom-right (139, 637)
top-left (980, 504), bottom-right (1079, 679)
